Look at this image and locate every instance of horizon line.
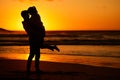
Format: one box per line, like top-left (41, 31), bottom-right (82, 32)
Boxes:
top-left (1, 28), bottom-right (120, 31)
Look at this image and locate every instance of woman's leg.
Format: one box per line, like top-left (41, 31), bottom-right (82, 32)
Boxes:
top-left (41, 44), bottom-right (60, 52)
top-left (40, 37), bottom-right (60, 52)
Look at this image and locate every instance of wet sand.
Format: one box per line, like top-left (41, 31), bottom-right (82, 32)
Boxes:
top-left (0, 59), bottom-right (120, 80)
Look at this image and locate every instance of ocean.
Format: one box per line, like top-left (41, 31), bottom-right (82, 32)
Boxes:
top-left (0, 30), bottom-right (120, 45)
top-left (0, 31), bottom-right (120, 68)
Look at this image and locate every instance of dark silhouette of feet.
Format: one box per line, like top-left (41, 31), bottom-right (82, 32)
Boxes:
top-left (49, 45), bottom-right (60, 52)
top-left (53, 45), bottom-right (60, 52)
top-left (36, 69), bottom-right (44, 74)
top-left (49, 47), bottom-right (54, 51)
top-left (26, 70), bottom-right (31, 75)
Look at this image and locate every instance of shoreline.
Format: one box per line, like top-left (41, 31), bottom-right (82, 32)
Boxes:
top-left (0, 40), bottom-right (120, 46)
top-left (0, 59), bottom-right (120, 80)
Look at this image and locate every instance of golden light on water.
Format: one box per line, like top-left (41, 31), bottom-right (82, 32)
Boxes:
top-left (1, 53), bottom-right (120, 68)
top-left (0, 53), bottom-right (53, 61)
top-left (0, 53), bottom-right (28, 60)
top-left (0, 45), bottom-right (120, 68)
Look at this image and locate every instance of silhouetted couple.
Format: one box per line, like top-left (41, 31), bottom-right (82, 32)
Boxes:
top-left (21, 6), bottom-right (60, 74)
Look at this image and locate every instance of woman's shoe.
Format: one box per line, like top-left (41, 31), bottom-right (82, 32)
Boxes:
top-left (49, 47), bottom-right (54, 51)
top-left (54, 45), bottom-right (60, 52)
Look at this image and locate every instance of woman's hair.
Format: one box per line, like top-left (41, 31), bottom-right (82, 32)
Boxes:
top-left (28, 6), bottom-right (38, 14)
top-left (21, 10), bottom-right (29, 18)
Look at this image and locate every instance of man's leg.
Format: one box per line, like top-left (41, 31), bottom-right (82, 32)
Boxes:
top-left (27, 46), bottom-right (34, 73)
top-left (35, 47), bottom-right (40, 72)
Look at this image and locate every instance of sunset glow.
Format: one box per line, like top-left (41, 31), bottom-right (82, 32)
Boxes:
top-left (0, 0), bottom-right (120, 30)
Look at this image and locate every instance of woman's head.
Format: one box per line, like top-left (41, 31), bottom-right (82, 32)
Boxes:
top-left (21, 10), bottom-right (29, 20)
top-left (28, 6), bottom-right (38, 15)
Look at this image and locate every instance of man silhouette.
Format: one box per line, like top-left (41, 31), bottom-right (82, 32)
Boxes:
top-left (21, 7), bottom-right (60, 74)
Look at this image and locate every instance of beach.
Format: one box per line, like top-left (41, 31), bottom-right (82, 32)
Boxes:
top-left (0, 59), bottom-right (120, 80)
top-left (0, 0), bottom-right (120, 79)
top-left (0, 31), bottom-right (120, 80)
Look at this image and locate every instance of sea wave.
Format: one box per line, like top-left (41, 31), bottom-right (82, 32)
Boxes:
top-left (0, 31), bottom-right (120, 45)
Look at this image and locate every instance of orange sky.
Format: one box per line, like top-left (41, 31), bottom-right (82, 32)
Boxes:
top-left (0, 0), bottom-right (120, 30)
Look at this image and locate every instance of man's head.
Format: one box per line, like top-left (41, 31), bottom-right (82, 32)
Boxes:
top-left (28, 6), bottom-right (38, 15)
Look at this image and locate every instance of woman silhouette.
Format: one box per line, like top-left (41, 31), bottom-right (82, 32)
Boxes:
top-left (21, 7), bottom-right (60, 74)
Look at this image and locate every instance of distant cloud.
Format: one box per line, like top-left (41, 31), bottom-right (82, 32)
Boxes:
top-left (15, 0), bottom-right (63, 3)
top-left (18, 0), bottom-right (38, 2)
top-left (18, 0), bottom-right (56, 2)
top-left (45, 0), bottom-right (54, 1)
